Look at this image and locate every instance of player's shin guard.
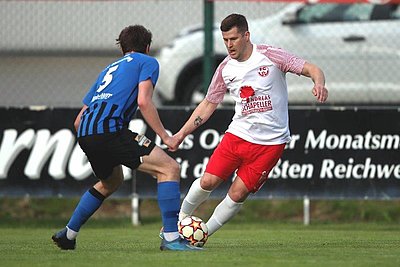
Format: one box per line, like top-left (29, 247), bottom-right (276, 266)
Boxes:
top-left (179, 178), bottom-right (211, 220)
top-left (157, 181), bottom-right (180, 241)
top-left (206, 194), bottom-right (243, 236)
top-left (66, 187), bottom-right (105, 238)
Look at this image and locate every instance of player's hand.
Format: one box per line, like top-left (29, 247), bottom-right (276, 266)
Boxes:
top-left (162, 135), bottom-right (180, 152)
top-left (162, 136), bottom-right (178, 152)
top-left (312, 84), bottom-right (328, 103)
top-left (168, 133), bottom-right (186, 152)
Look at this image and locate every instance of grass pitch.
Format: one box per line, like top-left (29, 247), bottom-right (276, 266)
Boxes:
top-left (1, 222), bottom-right (399, 267)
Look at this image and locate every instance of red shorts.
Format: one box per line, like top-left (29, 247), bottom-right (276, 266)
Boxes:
top-left (205, 132), bottom-right (285, 193)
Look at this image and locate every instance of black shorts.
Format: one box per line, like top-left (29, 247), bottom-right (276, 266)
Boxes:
top-left (78, 128), bottom-right (156, 180)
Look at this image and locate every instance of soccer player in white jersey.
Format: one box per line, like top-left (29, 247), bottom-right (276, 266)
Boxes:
top-left (168, 14), bottom-right (328, 236)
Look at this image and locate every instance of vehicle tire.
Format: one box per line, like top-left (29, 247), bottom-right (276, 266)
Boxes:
top-left (179, 73), bottom-right (205, 106)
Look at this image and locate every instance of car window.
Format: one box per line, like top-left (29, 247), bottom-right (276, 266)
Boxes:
top-left (346, 4), bottom-right (372, 21)
top-left (389, 5), bottom-right (400, 19)
top-left (370, 4), bottom-right (400, 20)
top-left (296, 4), bottom-right (346, 23)
top-left (296, 3), bottom-right (400, 23)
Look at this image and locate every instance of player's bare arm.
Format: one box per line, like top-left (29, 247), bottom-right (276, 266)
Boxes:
top-left (137, 79), bottom-right (170, 142)
top-left (170, 99), bottom-right (218, 151)
top-left (73, 105), bottom-right (88, 132)
top-left (302, 62), bottom-right (328, 103)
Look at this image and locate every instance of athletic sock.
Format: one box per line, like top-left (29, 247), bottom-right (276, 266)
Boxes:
top-left (66, 187), bottom-right (105, 239)
top-left (157, 181), bottom-right (180, 241)
top-left (179, 178), bottom-right (212, 221)
top-left (206, 194), bottom-right (243, 236)
top-left (66, 226), bottom-right (78, 240)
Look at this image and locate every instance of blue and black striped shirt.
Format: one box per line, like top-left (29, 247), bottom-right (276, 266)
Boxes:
top-left (77, 52), bottom-right (159, 137)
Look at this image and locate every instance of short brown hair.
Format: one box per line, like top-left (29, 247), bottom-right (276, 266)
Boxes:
top-left (220, 14), bottom-right (248, 34)
top-left (116, 25), bottom-right (152, 54)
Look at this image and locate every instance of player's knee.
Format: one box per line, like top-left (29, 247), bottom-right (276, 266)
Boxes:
top-left (200, 177), bottom-right (216, 191)
top-left (227, 192), bottom-right (245, 203)
top-left (227, 188), bottom-right (248, 203)
top-left (162, 159), bottom-right (180, 181)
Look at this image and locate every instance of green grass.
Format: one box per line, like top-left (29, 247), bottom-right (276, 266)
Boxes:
top-left (1, 198), bottom-right (400, 266)
top-left (1, 222), bottom-right (399, 267)
top-left (3, 198), bottom-right (400, 224)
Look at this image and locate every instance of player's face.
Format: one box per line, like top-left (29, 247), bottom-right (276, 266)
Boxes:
top-left (222, 27), bottom-right (250, 61)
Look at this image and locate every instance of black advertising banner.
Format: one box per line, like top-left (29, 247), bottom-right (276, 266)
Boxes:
top-left (136, 107), bottom-right (400, 199)
top-left (268, 107), bottom-right (400, 199)
top-left (0, 108), bottom-right (131, 197)
top-left (0, 107), bottom-right (399, 199)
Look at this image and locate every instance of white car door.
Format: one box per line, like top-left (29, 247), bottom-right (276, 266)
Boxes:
top-left (362, 4), bottom-right (400, 103)
top-left (277, 4), bottom-right (371, 104)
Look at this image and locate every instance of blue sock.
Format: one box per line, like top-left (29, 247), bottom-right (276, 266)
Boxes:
top-left (157, 181), bottom-right (180, 233)
top-left (67, 188), bottom-right (105, 232)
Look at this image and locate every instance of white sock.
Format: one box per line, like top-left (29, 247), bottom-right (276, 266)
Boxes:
top-left (163, 231), bottom-right (180, 242)
top-left (66, 226), bottom-right (78, 240)
top-left (206, 194), bottom-right (243, 236)
top-left (179, 178), bottom-right (212, 221)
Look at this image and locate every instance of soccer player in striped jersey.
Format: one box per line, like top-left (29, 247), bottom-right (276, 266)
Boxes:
top-left (52, 25), bottom-right (200, 251)
top-left (169, 14), bottom-right (328, 237)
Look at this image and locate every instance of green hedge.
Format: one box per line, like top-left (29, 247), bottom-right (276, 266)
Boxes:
top-left (1, 197), bottom-right (400, 226)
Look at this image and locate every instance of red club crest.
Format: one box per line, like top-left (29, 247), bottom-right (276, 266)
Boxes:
top-left (258, 66), bottom-right (269, 77)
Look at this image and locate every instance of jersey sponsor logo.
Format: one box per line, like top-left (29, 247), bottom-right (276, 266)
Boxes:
top-left (241, 94), bottom-right (273, 115)
top-left (258, 66), bottom-right (269, 77)
top-left (91, 93), bottom-right (113, 103)
top-left (239, 85), bottom-right (255, 101)
top-left (135, 134), bottom-right (151, 147)
top-left (239, 86), bottom-right (273, 115)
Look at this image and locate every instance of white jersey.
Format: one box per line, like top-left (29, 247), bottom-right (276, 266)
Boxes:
top-left (206, 44), bottom-right (305, 145)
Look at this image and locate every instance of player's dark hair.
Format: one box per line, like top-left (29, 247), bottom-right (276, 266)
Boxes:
top-left (116, 25), bottom-right (152, 54)
top-left (220, 14), bottom-right (248, 34)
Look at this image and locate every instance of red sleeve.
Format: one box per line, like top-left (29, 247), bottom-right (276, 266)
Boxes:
top-left (205, 57), bottom-right (230, 104)
top-left (257, 44), bottom-right (305, 75)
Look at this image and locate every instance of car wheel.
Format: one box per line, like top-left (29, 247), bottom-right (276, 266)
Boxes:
top-left (179, 73), bottom-right (205, 106)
